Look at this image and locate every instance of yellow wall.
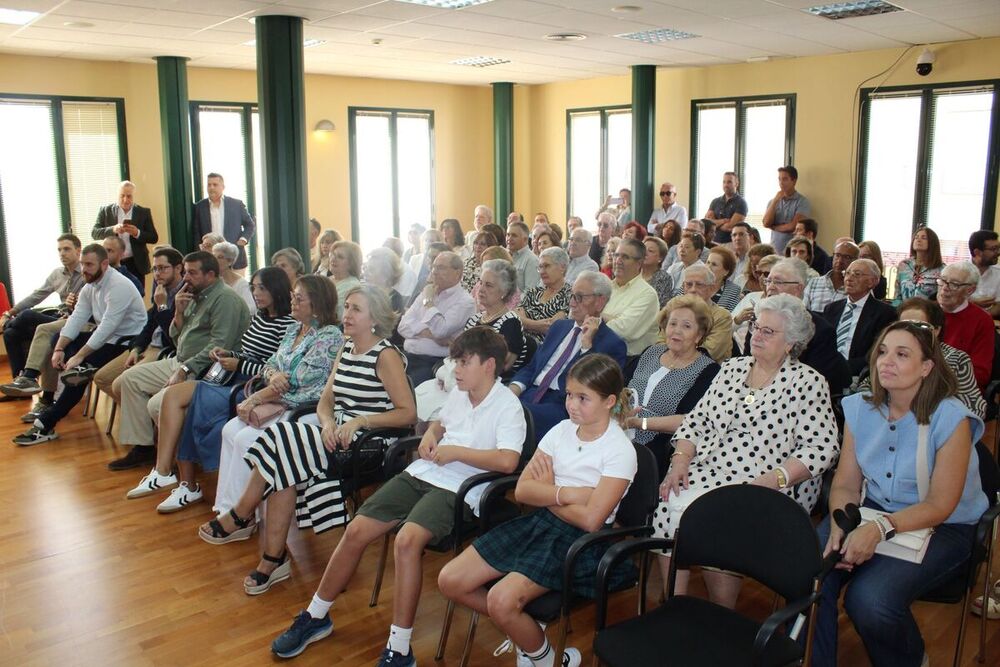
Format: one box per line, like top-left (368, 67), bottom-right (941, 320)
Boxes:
top-left (524, 36), bottom-right (1000, 248)
top-left (0, 54), bottom-right (494, 245)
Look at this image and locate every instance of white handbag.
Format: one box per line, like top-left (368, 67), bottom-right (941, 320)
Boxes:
top-left (860, 424), bottom-right (933, 564)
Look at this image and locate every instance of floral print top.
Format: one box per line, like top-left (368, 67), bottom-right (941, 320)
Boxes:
top-left (893, 258), bottom-right (943, 305)
top-left (262, 322), bottom-right (344, 407)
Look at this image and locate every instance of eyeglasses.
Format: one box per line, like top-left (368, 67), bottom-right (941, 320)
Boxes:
top-left (762, 277), bottom-right (801, 287)
top-left (844, 270), bottom-right (874, 278)
top-left (659, 191), bottom-right (677, 197)
top-left (936, 278), bottom-right (972, 291)
top-left (568, 292), bottom-right (597, 302)
top-left (749, 321), bottom-right (784, 340)
top-left (612, 253), bottom-right (642, 262)
top-left (290, 292), bottom-right (310, 303)
top-left (683, 281), bottom-right (711, 290)
top-left (151, 265), bottom-right (172, 273)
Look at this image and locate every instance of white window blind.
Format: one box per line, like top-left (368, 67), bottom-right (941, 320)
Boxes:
top-left (62, 100), bottom-right (122, 243)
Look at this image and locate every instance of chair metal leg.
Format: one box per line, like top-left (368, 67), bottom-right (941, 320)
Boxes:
top-left (106, 400), bottom-right (117, 436)
top-left (458, 610), bottom-right (479, 667)
top-left (435, 599), bottom-right (457, 660)
top-left (552, 615), bottom-right (570, 667)
top-left (369, 533), bottom-right (391, 607)
top-left (954, 590), bottom-right (972, 667)
top-left (637, 551), bottom-right (650, 616)
top-left (81, 382), bottom-right (92, 417)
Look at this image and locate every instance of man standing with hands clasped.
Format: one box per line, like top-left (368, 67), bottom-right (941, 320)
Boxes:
top-left (92, 180), bottom-right (158, 281)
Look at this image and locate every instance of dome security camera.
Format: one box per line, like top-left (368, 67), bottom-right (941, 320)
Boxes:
top-left (916, 48), bottom-right (935, 76)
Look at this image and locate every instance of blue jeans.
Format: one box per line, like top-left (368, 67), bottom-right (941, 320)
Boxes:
top-left (811, 502), bottom-right (974, 667)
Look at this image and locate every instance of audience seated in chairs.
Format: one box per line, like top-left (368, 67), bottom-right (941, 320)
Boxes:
top-left (437, 353), bottom-right (638, 667)
top-left (640, 235), bottom-right (673, 307)
top-left (464, 259), bottom-right (529, 382)
top-left (515, 246), bottom-right (571, 344)
top-left (124, 267), bottom-right (295, 511)
top-left (814, 320), bottom-right (987, 667)
top-left (270, 246), bottom-right (306, 291)
top-left (730, 253), bottom-right (780, 351)
top-left (701, 245), bottom-right (743, 312)
top-left (269, 327), bottom-right (518, 665)
top-left (625, 295), bottom-right (720, 478)
top-left (803, 240), bottom-right (858, 313)
top-left (510, 271), bottom-right (626, 439)
top-left (211, 241), bottom-right (255, 313)
top-left (738, 242), bottom-right (776, 295)
top-left (471, 245), bottom-right (521, 311)
top-left (312, 229), bottom-right (339, 278)
top-left (784, 235), bottom-right (821, 281)
top-left (329, 240), bottom-right (363, 319)
top-left (656, 294), bottom-right (839, 607)
top-left (603, 238), bottom-right (660, 358)
top-left (12, 243), bottom-right (147, 446)
top-left (565, 227), bottom-right (599, 284)
top-left (894, 225), bottom-right (944, 306)
top-left (857, 239), bottom-right (888, 300)
top-left (664, 232), bottom-right (705, 288)
top-left (101, 236), bottom-right (145, 296)
top-left (111, 251), bottom-right (251, 471)
top-left (675, 263), bottom-right (732, 364)
top-left (363, 246), bottom-right (406, 314)
top-left (821, 258), bottom-right (897, 377)
top-left (936, 260), bottom-right (995, 393)
top-left (461, 227), bottom-right (499, 291)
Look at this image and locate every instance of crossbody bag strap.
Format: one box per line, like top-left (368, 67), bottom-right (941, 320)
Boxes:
top-left (916, 423), bottom-right (930, 501)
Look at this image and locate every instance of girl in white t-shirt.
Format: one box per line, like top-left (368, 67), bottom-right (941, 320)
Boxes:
top-left (438, 354), bottom-right (638, 667)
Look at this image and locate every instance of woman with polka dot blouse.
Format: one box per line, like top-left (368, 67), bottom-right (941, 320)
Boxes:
top-left (655, 293), bottom-right (839, 608)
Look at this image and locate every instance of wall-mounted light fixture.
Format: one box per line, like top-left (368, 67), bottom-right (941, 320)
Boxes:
top-left (314, 119), bottom-right (336, 132)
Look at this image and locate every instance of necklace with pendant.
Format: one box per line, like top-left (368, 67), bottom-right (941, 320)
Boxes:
top-left (744, 390), bottom-right (757, 405)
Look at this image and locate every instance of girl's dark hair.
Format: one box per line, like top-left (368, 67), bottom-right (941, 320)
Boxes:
top-left (295, 274), bottom-right (340, 328)
top-left (449, 326), bottom-right (508, 378)
top-left (567, 354), bottom-right (630, 427)
top-left (250, 267), bottom-right (292, 317)
top-left (441, 218), bottom-right (465, 248)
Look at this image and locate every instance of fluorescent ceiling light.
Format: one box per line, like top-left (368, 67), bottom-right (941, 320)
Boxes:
top-left (0, 8), bottom-right (40, 25)
top-left (394, 0), bottom-right (493, 8)
top-left (451, 55), bottom-right (510, 67)
top-left (805, 1), bottom-right (903, 20)
top-left (616, 28), bottom-right (699, 43)
top-left (244, 39), bottom-right (326, 48)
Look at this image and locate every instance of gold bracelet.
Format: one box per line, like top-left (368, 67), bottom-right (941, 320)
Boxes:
top-left (671, 449), bottom-right (692, 460)
top-left (775, 467), bottom-right (788, 489)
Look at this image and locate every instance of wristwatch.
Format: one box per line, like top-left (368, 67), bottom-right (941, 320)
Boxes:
top-left (180, 364), bottom-right (192, 376)
top-left (877, 515), bottom-right (896, 541)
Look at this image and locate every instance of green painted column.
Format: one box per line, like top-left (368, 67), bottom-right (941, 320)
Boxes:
top-left (156, 56), bottom-right (195, 253)
top-left (256, 15), bottom-right (309, 261)
top-left (493, 82), bottom-right (514, 225)
top-left (631, 65), bottom-right (656, 228)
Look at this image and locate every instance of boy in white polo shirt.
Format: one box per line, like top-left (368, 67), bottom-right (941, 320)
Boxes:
top-left (270, 326), bottom-right (526, 666)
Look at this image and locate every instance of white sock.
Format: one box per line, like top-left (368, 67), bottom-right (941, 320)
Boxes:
top-left (517, 622), bottom-right (547, 656)
top-left (526, 637), bottom-right (554, 667)
top-left (306, 593), bottom-right (333, 619)
top-left (387, 625), bottom-right (412, 655)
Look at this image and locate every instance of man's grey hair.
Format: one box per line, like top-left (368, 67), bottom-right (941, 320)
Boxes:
top-left (571, 227), bottom-right (592, 243)
top-left (271, 247), bottom-right (306, 275)
top-left (771, 257), bottom-right (810, 285)
top-left (686, 219), bottom-right (705, 233)
top-left (540, 246), bottom-right (569, 271)
top-left (576, 270), bottom-right (613, 299)
top-left (474, 204), bottom-right (494, 222)
top-left (597, 211), bottom-right (617, 228)
top-left (366, 247), bottom-right (403, 287)
top-left (481, 258), bottom-right (518, 301)
top-left (944, 260), bottom-right (980, 286)
top-left (119, 180), bottom-right (136, 190)
top-left (212, 241), bottom-right (239, 263)
top-left (682, 263), bottom-right (716, 286)
top-left (201, 232), bottom-right (225, 247)
top-left (437, 250), bottom-right (464, 271)
top-left (852, 258), bottom-right (881, 278)
top-left (754, 293), bottom-right (816, 360)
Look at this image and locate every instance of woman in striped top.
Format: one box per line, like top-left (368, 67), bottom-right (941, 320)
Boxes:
top-left (125, 267), bottom-right (296, 510)
top-left (200, 286), bottom-right (415, 595)
top-left (466, 259), bottom-right (529, 382)
top-left (516, 246), bottom-right (571, 344)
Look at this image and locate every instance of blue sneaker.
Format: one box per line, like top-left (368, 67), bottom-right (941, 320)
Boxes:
top-left (376, 647), bottom-right (416, 666)
top-left (271, 611), bottom-right (333, 659)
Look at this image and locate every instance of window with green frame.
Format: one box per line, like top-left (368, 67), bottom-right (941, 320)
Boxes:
top-left (189, 102), bottom-right (264, 271)
top-left (567, 106), bottom-right (632, 228)
top-left (0, 94), bottom-right (127, 303)
top-left (855, 81), bottom-right (1000, 275)
top-left (690, 95), bottom-right (795, 243)
top-left (348, 108), bottom-right (435, 254)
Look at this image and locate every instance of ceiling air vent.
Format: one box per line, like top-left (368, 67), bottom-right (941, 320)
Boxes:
top-left (805, 1), bottom-right (903, 20)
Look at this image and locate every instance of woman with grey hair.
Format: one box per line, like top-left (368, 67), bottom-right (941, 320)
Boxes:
top-left (515, 246), bottom-right (571, 342)
top-left (213, 241), bottom-right (255, 313)
top-left (271, 247), bottom-right (306, 287)
top-left (652, 293), bottom-right (838, 608)
top-left (464, 258), bottom-right (528, 381)
top-left (363, 247), bottom-right (405, 313)
top-left (200, 232), bottom-right (226, 253)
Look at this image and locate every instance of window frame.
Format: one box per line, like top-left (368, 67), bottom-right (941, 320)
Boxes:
top-left (688, 94), bottom-right (796, 215)
top-left (347, 106), bottom-right (436, 244)
top-left (565, 104), bottom-right (632, 222)
top-left (854, 79), bottom-right (1000, 241)
top-left (0, 92), bottom-right (128, 292)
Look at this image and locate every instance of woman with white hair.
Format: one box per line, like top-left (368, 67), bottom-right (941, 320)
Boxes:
top-left (653, 294), bottom-right (839, 607)
top-left (363, 247), bottom-right (405, 313)
top-left (407, 228), bottom-right (443, 274)
top-left (515, 246), bottom-right (571, 342)
top-left (465, 258), bottom-right (528, 381)
top-left (213, 241), bottom-right (255, 313)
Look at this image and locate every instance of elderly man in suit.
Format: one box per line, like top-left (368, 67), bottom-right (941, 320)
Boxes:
top-left (510, 270), bottom-right (626, 438)
top-left (822, 259), bottom-right (897, 377)
top-left (191, 172), bottom-right (255, 270)
top-left (92, 180), bottom-right (158, 279)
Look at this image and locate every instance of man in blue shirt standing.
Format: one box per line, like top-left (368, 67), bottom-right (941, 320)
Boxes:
top-left (762, 165), bottom-right (811, 255)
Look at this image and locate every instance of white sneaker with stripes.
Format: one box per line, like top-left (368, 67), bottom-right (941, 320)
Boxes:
top-left (157, 482), bottom-right (203, 513)
top-left (126, 468), bottom-right (178, 499)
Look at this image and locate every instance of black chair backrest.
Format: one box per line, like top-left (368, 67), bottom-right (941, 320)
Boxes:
top-left (674, 485), bottom-right (823, 602)
top-left (991, 330), bottom-right (1000, 382)
top-left (518, 404), bottom-right (537, 469)
top-left (614, 442), bottom-right (659, 528)
top-left (976, 440), bottom-right (1000, 505)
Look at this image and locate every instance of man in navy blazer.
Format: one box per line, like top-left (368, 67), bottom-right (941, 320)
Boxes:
top-left (822, 258), bottom-right (897, 377)
top-left (92, 181), bottom-right (158, 278)
top-left (191, 172), bottom-right (255, 270)
top-left (510, 270), bottom-right (627, 438)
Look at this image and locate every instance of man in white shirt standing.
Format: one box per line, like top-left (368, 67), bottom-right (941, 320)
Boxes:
top-left (647, 181), bottom-right (688, 234)
top-left (191, 172), bottom-right (255, 271)
top-left (969, 229), bottom-right (1000, 318)
top-left (269, 327), bottom-right (525, 666)
top-left (13, 243), bottom-right (146, 446)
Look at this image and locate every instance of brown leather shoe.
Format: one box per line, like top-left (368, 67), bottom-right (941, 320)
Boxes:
top-left (107, 445), bottom-right (156, 471)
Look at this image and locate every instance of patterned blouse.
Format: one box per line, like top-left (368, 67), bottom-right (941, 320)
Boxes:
top-left (462, 257), bottom-right (481, 292)
top-left (645, 270), bottom-right (674, 307)
top-left (627, 345), bottom-right (718, 446)
top-left (464, 310), bottom-right (527, 381)
top-left (262, 322), bottom-right (344, 407)
top-left (893, 258), bottom-right (943, 304)
top-left (519, 283), bottom-right (571, 323)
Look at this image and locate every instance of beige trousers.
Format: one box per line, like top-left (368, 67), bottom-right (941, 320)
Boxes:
top-left (93, 347), bottom-right (161, 402)
top-left (117, 357), bottom-right (180, 447)
top-left (25, 319), bottom-right (66, 393)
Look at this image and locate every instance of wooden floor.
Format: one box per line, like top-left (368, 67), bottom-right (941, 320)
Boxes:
top-left (1, 373), bottom-right (999, 666)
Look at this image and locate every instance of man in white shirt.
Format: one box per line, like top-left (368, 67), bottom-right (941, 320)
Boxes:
top-left (729, 222), bottom-right (753, 286)
top-left (603, 238), bottom-right (660, 357)
top-left (506, 221), bottom-right (541, 292)
top-left (661, 220), bottom-right (710, 269)
top-left (565, 228), bottom-right (600, 283)
top-left (13, 243), bottom-right (146, 446)
top-left (969, 229), bottom-right (1000, 318)
top-left (647, 181), bottom-right (688, 234)
top-left (269, 327), bottom-right (525, 664)
top-left (191, 173), bottom-right (255, 270)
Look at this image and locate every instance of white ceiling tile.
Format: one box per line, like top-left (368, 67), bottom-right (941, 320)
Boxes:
top-left (943, 16), bottom-right (1000, 37)
top-left (866, 23), bottom-right (978, 43)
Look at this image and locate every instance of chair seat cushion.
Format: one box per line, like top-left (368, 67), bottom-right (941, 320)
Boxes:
top-left (593, 595), bottom-right (803, 667)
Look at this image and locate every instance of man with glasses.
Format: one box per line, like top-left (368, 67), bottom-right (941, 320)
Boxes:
top-left (603, 238), bottom-right (659, 357)
top-left (762, 166), bottom-right (810, 255)
top-left (749, 258), bottom-right (850, 395)
top-left (397, 251), bottom-right (476, 385)
top-left (589, 211), bottom-right (619, 264)
top-left (936, 261), bottom-right (993, 392)
top-left (803, 241), bottom-right (859, 313)
top-left (969, 229), bottom-right (1000, 317)
top-left (647, 181), bottom-right (688, 234)
top-left (678, 264), bottom-right (733, 363)
top-left (821, 259), bottom-right (896, 376)
top-left (510, 271), bottom-right (626, 438)
top-left (704, 172), bottom-right (748, 245)
top-left (565, 228), bottom-right (599, 283)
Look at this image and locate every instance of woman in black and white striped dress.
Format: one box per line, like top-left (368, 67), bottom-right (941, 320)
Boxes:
top-left (199, 285), bottom-right (416, 595)
top-left (467, 258), bottom-right (529, 382)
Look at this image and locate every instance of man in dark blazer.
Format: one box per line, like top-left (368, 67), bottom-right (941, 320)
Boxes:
top-left (191, 172), bottom-right (255, 270)
top-left (91, 181), bottom-right (158, 278)
top-left (823, 259), bottom-right (897, 377)
top-left (509, 270), bottom-right (627, 438)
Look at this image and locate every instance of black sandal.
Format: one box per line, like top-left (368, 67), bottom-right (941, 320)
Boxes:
top-left (198, 509), bottom-right (257, 545)
top-left (244, 550), bottom-right (291, 595)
